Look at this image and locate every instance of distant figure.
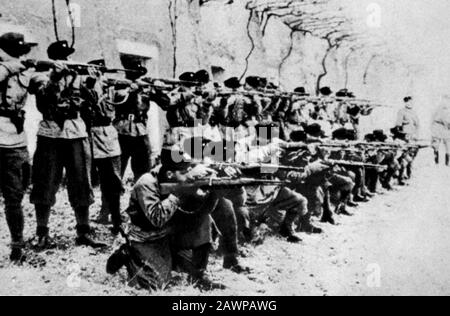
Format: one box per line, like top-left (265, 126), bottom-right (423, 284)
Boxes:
top-left (396, 96), bottom-right (420, 141)
top-left (431, 95), bottom-right (450, 166)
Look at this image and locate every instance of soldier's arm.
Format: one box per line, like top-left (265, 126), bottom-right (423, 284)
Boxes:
top-left (135, 177), bottom-right (182, 229)
top-left (28, 72), bottom-right (50, 95)
top-left (0, 61), bottom-right (26, 82)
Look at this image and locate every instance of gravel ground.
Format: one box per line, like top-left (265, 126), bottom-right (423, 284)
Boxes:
top-left (1, 150), bottom-right (450, 296)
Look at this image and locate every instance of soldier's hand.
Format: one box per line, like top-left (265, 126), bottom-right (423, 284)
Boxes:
top-left (223, 166), bottom-right (242, 178)
top-left (53, 61), bottom-right (69, 73)
top-left (186, 164), bottom-right (218, 180)
top-left (2, 60), bottom-right (27, 74)
top-left (21, 59), bottom-right (38, 69)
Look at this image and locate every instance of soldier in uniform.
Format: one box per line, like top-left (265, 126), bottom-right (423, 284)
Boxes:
top-left (431, 95), bottom-right (450, 165)
top-left (396, 96), bottom-right (420, 141)
top-left (0, 32), bottom-right (46, 261)
top-left (30, 41), bottom-right (105, 249)
top-left (113, 64), bottom-right (153, 181)
top-left (81, 71), bottom-right (123, 234)
top-left (107, 149), bottom-right (225, 291)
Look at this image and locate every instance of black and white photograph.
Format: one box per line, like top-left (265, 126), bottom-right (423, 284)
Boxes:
top-left (0, 0), bottom-right (449, 300)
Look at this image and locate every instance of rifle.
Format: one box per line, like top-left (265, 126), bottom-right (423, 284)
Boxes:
top-left (24, 60), bottom-right (147, 76)
top-left (208, 162), bottom-right (305, 173)
top-left (160, 177), bottom-right (287, 195)
top-left (324, 159), bottom-right (388, 170)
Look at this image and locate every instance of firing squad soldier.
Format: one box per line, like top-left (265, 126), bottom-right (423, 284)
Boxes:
top-left (80, 69), bottom-right (123, 234)
top-left (30, 41), bottom-right (106, 249)
top-left (160, 72), bottom-right (250, 273)
top-left (0, 32), bottom-right (47, 262)
top-left (113, 63), bottom-right (154, 182)
top-left (107, 148), bottom-right (226, 291)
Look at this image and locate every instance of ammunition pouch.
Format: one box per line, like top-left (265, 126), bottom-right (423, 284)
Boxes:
top-left (116, 112), bottom-right (148, 124)
top-left (0, 108), bottom-right (26, 134)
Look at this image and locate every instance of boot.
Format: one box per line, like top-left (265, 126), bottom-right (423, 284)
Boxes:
top-left (354, 194), bottom-right (369, 203)
top-left (10, 247), bottom-right (26, 264)
top-left (279, 212), bottom-right (302, 243)
top-left (223, 254), bottom-right (251, 274)
top-left (35, 226), bottom-right (56, 250)
top-left (321, 206), bottom-right (336, 225)
top-left (75, 225), bottom-right (107, 249)
top-left (297, 214), bottom-right (323, 234)
top-left (435, 151), bottom-right (440, 164)
top-left (189, 274), bottom-right (227, 291)
top-left (190, 244), bottom-right (227, 291)
top-left (446, 154), bottom-right (450, 167)
top-left (279, 224), bottom-right (302, 243)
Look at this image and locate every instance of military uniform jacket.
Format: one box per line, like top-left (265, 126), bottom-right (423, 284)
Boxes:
top-left (0, 60), bottom-right (47, 148)
top-left (396, 107), bottom-right (420, 139)
top-left (35, 71), bottom-right (88, 139)
top-left (431, 103), bottom-right (450, 139)
top-left (127, 170), bottom-right (182, 243)
top-left (81, 80), bottom-right (121, 159)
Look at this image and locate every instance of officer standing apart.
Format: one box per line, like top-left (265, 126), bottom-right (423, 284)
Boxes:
top-left (396, 96), bottom-right (420, 141)
top-left (431, 95), bottom-right (450, 166)
top-left (30, 41), bottom-right (105, 249)
top-left (0, 32), bottom-right (46, 262)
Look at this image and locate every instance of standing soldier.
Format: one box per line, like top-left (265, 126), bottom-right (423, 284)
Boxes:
top-left (396, 96), bottom-right (420, 141)
top-left (0, 32), bottom-right (46, 262)
top-left (81, 72), bottom-right (123, 234)
top-left (431, 95), bottom-right (450, 165)
top-left (113, 64), bottom-right (153, 182)
top-left (30, 41), bottom-right (105, 249)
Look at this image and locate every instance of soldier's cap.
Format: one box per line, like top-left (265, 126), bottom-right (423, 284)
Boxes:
top-left (47, 40), bottom-right (75, 61)
top-left (336, 89), bottom-right (355, 98)
top-left (364, 133), bottom-right (377, 142)
top-left (125, 63), bottom-right (148, 80)
top-left (319, 87), bottom-right (333, 96)
top-left (294, 87), bottom-right (309, 95)
top-left (194, 69), bottom-right (210, 84)
top-left (0, 32), bottom-right (37, 58)
top-left (160, 148), bottom-right (194, 172)
top-left (290, 130), bottom-right (307, 142)
top-left (245, 76), bottom-right (261, 89)
top-left (332, 127), bottom-right (357, 141)
top-left (305, 123), bottom-right (325, 138)
top-left (258, 77), bottom-right (268, 88)
top-left (390, 126), bottom-right (407, 140)
top-left (347, 105), bottom-right (361, 117)
top-left (224, 77), bottom-right (241, 89)
top-left (88, 59), bottom-right (106, 67)
top-left (404, 96), bottom-right (413, 103)
top-left (373, 129), bottom-right (388, 142)
top-left (179, 72), bottom-right (197, 82)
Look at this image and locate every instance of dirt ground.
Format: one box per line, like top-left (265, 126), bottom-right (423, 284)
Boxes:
top-left (1, 149), bottom-right (450, 296)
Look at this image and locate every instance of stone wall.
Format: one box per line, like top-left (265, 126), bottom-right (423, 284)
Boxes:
top-left (0, 0), bottom-right (431, 155)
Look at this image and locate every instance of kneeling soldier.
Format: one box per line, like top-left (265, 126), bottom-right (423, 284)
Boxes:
top-left (107, 149), bottom-right (225, 291)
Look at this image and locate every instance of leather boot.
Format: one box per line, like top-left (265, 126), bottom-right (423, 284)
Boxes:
top-left (223, 254), bottom-right (251, 274)
top-left (298, 213), bottom-right (323, 234)
top-left (75, 225), bottom-right (107, 249)
top-left (279, 211), bottom-right (302, 243)
top-left (446, 154), bottom-right (450, 167)
top-left (190, 244), bottom-right (226, 291)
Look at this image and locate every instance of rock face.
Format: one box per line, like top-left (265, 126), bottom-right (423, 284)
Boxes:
top-left (0, 0), bottom-right (431, 154)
